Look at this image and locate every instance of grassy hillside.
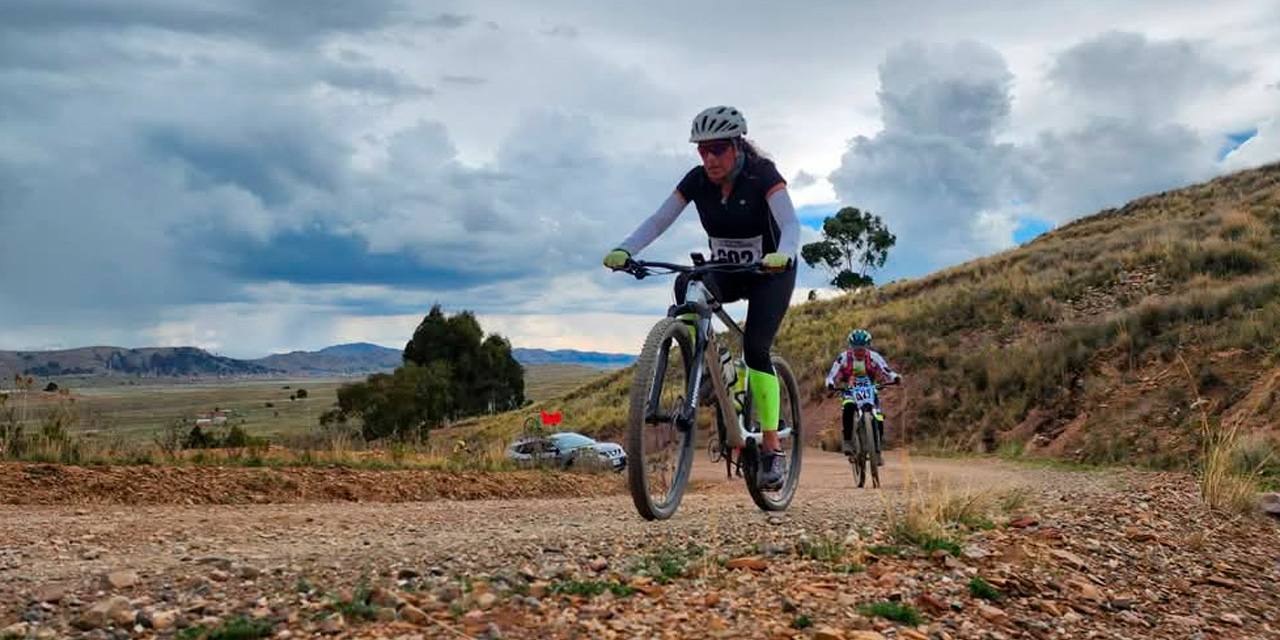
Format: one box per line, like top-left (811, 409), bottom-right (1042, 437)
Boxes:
top-left (778, 161), bottom-right (1280, 465)
top-left (522, 364), bottom-right (611, 402)
top-left (462, 162), bottom-right (1280, 470)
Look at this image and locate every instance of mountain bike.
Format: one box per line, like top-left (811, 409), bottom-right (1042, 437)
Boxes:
top-left (831, 379), bottom-right (898, 489)
top-left (615, 255), bottom-right (803, 520)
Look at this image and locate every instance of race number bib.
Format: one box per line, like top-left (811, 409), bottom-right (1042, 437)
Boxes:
top-left (853, 384), bottom-right (875, 404)
top-left (708, 236), bottom-right (763, 264)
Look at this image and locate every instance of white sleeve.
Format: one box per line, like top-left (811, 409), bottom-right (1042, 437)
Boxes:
top-left (825, 353), bottom-right (844, 387)
top-left (616, 191), bottom-right (687, 255)
top-left (766, 187), bottom-right (800, 257)
top-left (869, 350), bottom-right (899, 380)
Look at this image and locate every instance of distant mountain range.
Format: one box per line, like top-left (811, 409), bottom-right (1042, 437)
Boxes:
top-left (0, 343), bottom-right (636, 380)
top-left (252, 343), bottom-right (402, 375)
top-left (511, 348), bottom-right (636, 369)
top-left (0, 346), bottom-right (276, 379)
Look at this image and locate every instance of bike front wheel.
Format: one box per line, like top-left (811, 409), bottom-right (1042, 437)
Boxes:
top-left (626, 317), bottom-right (698, 520)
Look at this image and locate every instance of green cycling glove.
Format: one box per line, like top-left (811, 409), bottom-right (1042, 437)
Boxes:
top-left (603, 248), bottom-right (631, 269)
top-left (762, 252), bottom-right (791, 271)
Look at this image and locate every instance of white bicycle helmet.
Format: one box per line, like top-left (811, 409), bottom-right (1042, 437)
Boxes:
top-left (689, 106), bottom-right (747, 142)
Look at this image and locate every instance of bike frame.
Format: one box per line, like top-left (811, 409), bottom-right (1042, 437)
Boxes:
top-left (628, 258), bottom-right (793, 451)
top-left (679, 278), bottom-right (795, 450)
top-left (836, 380), bottom-right (893, 451)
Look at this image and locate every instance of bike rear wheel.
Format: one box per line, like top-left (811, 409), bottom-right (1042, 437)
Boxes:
top-left (626, 317), bottom-right (697, 520)
top-left (744, 355), bottom-right (803, 512)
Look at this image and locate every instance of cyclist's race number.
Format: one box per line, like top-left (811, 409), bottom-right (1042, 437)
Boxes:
top-left (853, 384), bottom-right (875, 404)
top-left (708, 236), bottom-right (763, 265)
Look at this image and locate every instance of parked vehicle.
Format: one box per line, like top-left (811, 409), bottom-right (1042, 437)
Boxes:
top-left (506, 431), bottom-right (626, 471)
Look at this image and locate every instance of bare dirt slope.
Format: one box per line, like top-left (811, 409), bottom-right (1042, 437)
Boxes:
top-left (0, 463), bottom-right (625, 505)
top-left (2, 453), bottom-right (1277, 640)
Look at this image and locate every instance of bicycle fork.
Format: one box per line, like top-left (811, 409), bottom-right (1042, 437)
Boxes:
top-left (643, 312), bottom-right (725, 435)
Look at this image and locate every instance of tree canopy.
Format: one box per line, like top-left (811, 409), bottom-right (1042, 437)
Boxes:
top-left (322, 305), bottom-right (525, 440)
top-left (800, 206), bottom-right (896, 290)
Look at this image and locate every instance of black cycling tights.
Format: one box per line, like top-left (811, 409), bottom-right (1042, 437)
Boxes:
top-left (673, 267), bottom-right (796, 373)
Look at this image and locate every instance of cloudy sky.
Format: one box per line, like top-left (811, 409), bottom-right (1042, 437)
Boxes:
top-left (1, 0), bottom-right (1277, 358)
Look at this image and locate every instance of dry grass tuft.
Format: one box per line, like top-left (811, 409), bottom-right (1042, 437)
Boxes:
top-left (1180, 355), bottom-right (1268, 516)
top-left (882, 453), bottom-right (996, 543)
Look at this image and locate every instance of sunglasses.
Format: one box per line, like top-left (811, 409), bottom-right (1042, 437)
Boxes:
top-left (696, 141), bottom-right (734, 158)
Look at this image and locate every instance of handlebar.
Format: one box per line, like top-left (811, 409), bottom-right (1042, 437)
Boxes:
top-left (612, 258), bottom-right (769, 280)
top-left (828, 379), bottom-right (901, 394)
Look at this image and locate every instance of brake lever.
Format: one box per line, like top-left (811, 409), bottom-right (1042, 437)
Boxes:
top-left (618, 259), bottom-right (648, 280)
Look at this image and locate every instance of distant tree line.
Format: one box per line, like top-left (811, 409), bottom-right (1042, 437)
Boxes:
top-left (320, 305), bottom-right (525, 441)
top-left (22, 362), bottom-right (94, 377)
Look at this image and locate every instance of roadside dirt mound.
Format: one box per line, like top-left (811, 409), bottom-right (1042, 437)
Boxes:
top-left (0, 463), bottom-right (626, 505)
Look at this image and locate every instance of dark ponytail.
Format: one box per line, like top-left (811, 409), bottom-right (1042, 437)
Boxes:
top-left (738, 137), bottom-right (769, 160)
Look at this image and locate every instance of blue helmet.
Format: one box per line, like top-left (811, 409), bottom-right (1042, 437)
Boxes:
top-left (848, 329), bottom-right (871, 348)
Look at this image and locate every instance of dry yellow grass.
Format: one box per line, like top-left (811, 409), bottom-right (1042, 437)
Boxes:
top-left (1180, 354), bottom-right (1272, 516)
top-left (881, 452), bottom-right (996, 543)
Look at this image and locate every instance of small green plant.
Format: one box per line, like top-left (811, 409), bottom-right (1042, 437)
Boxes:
top-left (177, 617), bottom-right (275, 640)
top-left (549, 579), bottom-right (636, 598)
top-left (330, 580), bottom-right (378, 621)
top-left (206, 617), bottom-right (275, 640)
top-left (390, 441), bottom-right (410, 466)
top-left (790, 615), bottom-right (813, 629)
top-left (1000, 489), bottom-right (1028, 513)
top-left (961, 515), bottom-right (997, 530)
top-left (630, 544), bottom-right (703, 584)
top-left (914, 534), bottom-right (962, 556)
top-left (295, 577), bottom-right (314, 593)
top-left (831, 563), bottom-right (864, 574)
top-left (867, 545), bottom-right (902, 557)
top-left (968, 576), bottom-right (1002, 601)
top-left (797, 535), bottom-right (845, 562)
top-left (996, 440), bottom-right (1022, 460)
top-left (178, 627), bottom-right (208, 640)
top-left (859, 601), bottom-right (923, 626)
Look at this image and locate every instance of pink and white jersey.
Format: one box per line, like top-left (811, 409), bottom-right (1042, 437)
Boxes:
top-left (825, 348), bottom-right (899, 387)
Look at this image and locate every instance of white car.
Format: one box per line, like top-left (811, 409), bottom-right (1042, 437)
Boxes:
top-left (506, 431), bottom-right (627, 472)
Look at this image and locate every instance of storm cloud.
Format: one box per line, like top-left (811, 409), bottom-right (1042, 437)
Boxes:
top-left (1, 0), bottom-right (1276, 355)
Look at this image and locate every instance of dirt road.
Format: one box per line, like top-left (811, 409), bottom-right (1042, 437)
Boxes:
top-left (0, 453), bottom-right (1079, 595)
top-left (2, 452), bottom-right (1276, 640)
